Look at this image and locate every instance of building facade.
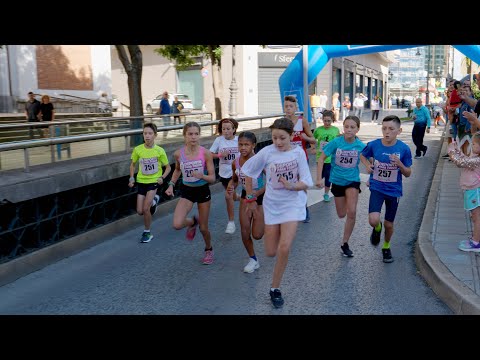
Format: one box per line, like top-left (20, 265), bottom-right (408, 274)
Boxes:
top-left (0, 45), bottom-right (112, 113)
top-left (111, 45), bottom-right (393, 118)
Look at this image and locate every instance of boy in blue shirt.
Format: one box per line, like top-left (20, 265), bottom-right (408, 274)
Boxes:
top-left (360, 115), bottom-right (412, 263)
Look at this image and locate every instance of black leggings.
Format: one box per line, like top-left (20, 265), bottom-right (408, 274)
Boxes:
top-left (372, 110), bottom-right (379, 120)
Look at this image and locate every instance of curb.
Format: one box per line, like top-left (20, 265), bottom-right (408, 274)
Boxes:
top-left (415, 134), bottom-right (480, 314)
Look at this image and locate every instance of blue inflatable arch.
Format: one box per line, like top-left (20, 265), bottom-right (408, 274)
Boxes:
top-left (279, 45), bottom-right (480, 122)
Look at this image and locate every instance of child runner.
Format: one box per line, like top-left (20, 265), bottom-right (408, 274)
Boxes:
top-left (313, 110), bottom-right (340, 202)
top-left (316, 115), bottom-right (365, 257)
top-left (283, 95), bottom-right (316, 222)
top-left (448, 136), bottom-right (480, 252)
top-left (227, 131), bottom-right (265, 273)
top-left (360, 115), bottom-right (412, 263)
top-left (209, 118), bottom-right (240, 234)
top-left (242, 118), bottom-right (313, 308)
top-left (128, 122), bottom-right (171, 243)
top-left (165, 122), bottom-right (216, 264)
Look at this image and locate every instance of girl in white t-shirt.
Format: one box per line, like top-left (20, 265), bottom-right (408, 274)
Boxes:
top-left (210, 118), bottom-right (240, 234)
top-left (242, 118), bottom-right (313, 309)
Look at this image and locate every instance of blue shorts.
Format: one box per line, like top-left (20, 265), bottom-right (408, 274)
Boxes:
top-left (368, 189), bottom-right (400, 223)
top-left (464, 188), bottom-right (480, 211)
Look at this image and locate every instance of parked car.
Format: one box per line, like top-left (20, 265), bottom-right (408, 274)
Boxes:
top-left (111, 95), bottom-right (120, 112)
top-left (145, 93), bottom-right (193, 114)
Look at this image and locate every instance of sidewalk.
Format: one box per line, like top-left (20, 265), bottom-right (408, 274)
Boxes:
top-left (416, 135), bottom-right (480, 314)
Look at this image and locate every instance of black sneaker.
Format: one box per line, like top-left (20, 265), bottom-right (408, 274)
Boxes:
top-left (441, 153), bottom-right (449, 159)
top-left (370, 223), bottom-right (382, 246)
top-left (303, 207), bottom-right (310, 223)
top-left (269, 289), bottom-right (284, 308)
top-left (422, 146), bottom-right (428, 157)
top-left (340, 243), bottom-right (354, 257)
top-left (382, 248), bottom-right (394, 263)
top-left (150, 194), bottom-right (160, 215)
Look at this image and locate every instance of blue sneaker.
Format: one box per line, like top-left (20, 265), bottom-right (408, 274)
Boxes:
top-left (458, 239), bottom-right (480, 252)
top-left (140, 232), bottom-right (153, 243)
top-left (323, 193), bottom-right (331, 202)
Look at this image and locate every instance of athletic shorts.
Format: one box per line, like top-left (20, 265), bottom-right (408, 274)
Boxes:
top-left (137, 182), bottom-right (158, 196)
top-left (331, 181), bottom-right (361, 197)
top-left (464, 188), bottom-right (480, 211)
top-left (368, 189), bottom-right (400, 223)
top-left (180, 183), bottom-right (211, 204)
top-left (220, 176), bottom-right (232, 188)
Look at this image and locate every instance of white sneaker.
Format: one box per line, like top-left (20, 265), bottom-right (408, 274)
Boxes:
top-left (243, 258), bottom-right (260, 273)
top-left (225, 221), bottom-right (236, 234)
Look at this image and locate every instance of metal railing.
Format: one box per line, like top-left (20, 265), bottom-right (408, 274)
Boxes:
top-left (0, 112), bottom-right (292, 172)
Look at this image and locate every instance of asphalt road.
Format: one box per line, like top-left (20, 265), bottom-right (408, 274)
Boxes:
top-left (0, 121), bottom-right (452, 314)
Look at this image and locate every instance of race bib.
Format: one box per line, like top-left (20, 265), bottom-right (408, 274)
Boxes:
top-left (181, 160), bottom-right (204, 182)
top-left (372, 160), bottom-right (398, 183)
top-left (237, 168), bottom-right (259, 190)
top-left (219, 147), bottom-right (239, 164)
top-left (334, 149), bottom-right (358, 168)
top-left (269, 160), bottom-right (299, 190)
top-left (140, 157), bottom-right (158, 175)
top-left (291, 141), bottom-right (302, 148)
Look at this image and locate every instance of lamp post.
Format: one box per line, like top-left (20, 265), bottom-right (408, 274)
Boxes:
top-left (228, 45), bottom-right (238, 117)
top-left (426, 45), bottom-right (431, 106)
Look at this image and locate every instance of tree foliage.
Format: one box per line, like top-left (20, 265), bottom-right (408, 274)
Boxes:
top-left (155, 45), bottom-right (222, 70)
top-left (155, 45), bottom-right (225, 119)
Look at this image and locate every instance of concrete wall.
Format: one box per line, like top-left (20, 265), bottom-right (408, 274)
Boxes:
top-left (1, 45), bottom-right (111, 106)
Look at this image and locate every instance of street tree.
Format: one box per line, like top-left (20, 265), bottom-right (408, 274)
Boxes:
top-left (114, 45), bottom-right (144, 145)
top-left (155, 45), bottom-right (225, 120)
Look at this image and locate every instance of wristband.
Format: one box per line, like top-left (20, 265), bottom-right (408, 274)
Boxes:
top-left (245, 197), bottom-right (257, 203)
top-left (129, 177), bottom-right (135, 183)
top-left (246, 194), bottom-right (255, 200)
top-left (168, 181), bottom-right (175, 187)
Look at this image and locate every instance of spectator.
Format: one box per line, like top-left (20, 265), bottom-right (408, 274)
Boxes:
top-left (25, 91), bottom-right (41, 139)
top-left (39, 94), bottom-right (55, 138)
top-left (171, 95), bottom-right (183, 125)
top-left (371, 95), bottom-right (381, 123)
top-left (310, 93), bottom-right (321, 122)
top-left (159, 91), bottom-right (171, 119)
top-left (342, 96), bottom-right (351, 121)
top-left (98, 92), bottom-right (110, 112)
top-left (318, 90), bottom-right (328, 121)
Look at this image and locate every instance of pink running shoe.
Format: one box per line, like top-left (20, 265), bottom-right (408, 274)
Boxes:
top-left (185, 215), bottom-right (198, 241)
top-left (202, 249), bottom-right (214, 265)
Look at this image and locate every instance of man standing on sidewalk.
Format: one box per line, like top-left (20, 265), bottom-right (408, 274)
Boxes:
top-left (412, 98), bottom-right (431, 159)
top-left (25, 91), bottom-right (41, 139)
